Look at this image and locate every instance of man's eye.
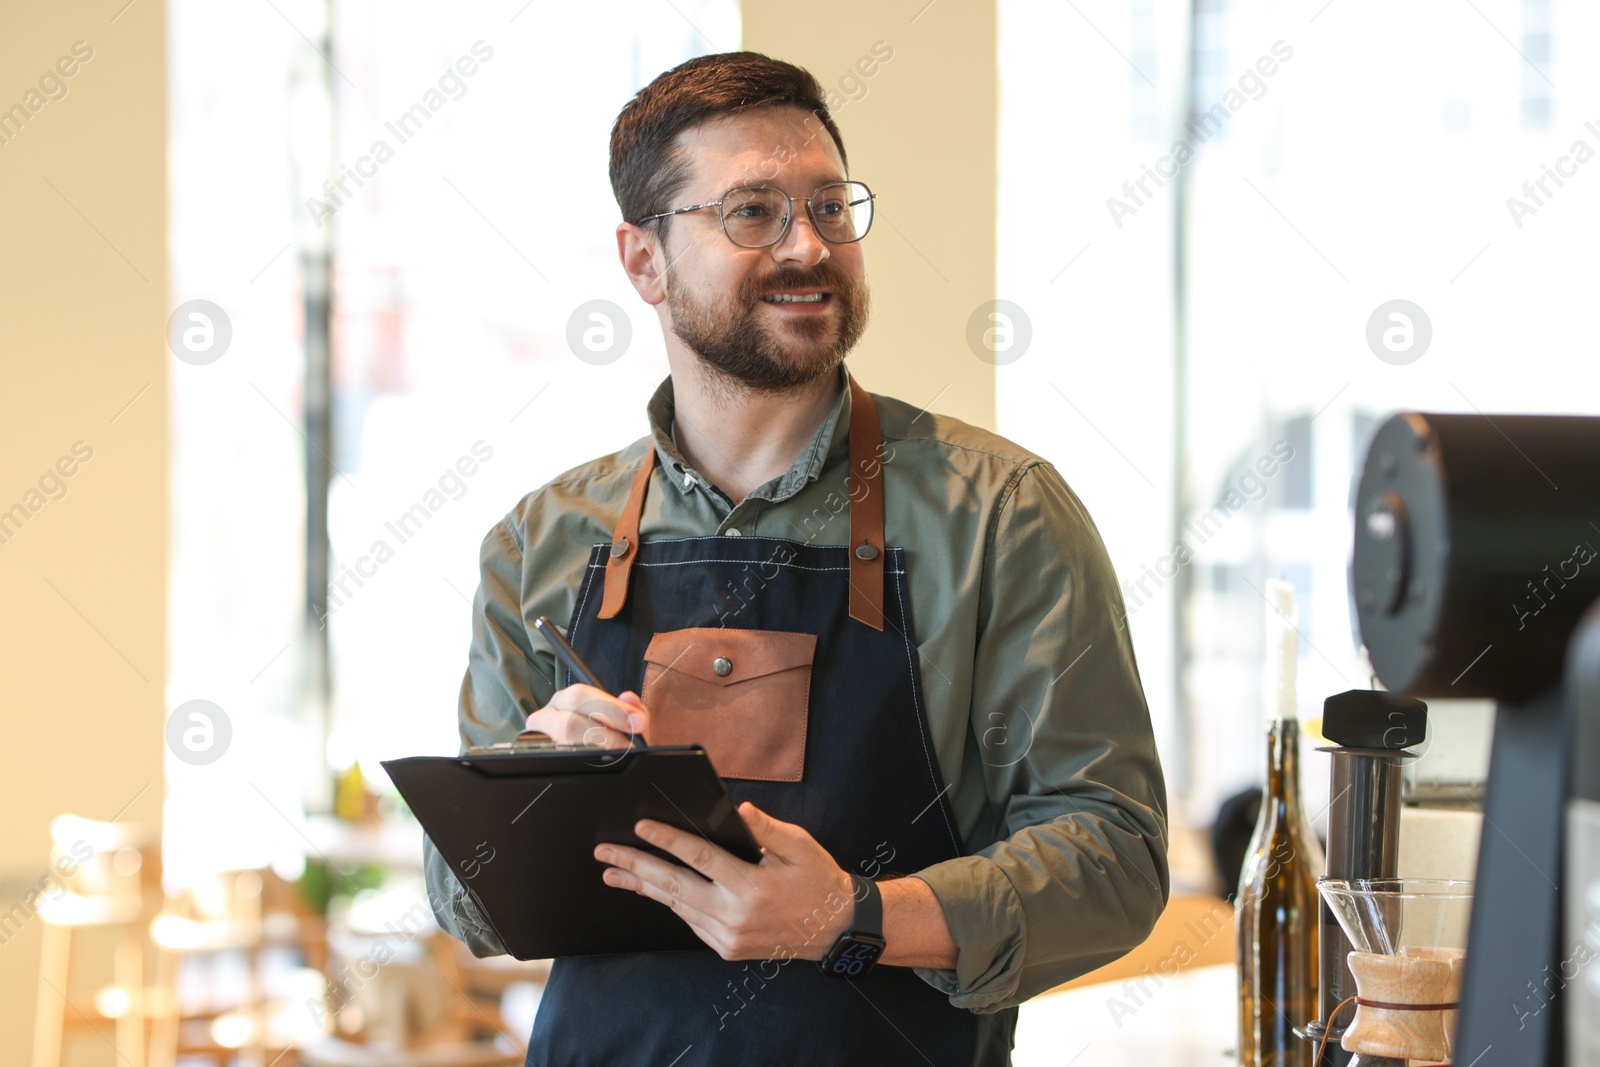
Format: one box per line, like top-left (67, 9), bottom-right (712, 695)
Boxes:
top-left (815, 199), bottom-right (846, 218)
top-left (728, 204), bottom-right (772, 219)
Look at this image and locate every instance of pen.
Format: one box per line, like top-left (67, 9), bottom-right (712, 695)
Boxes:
top-left (533, 615), bottom-right (646, 744)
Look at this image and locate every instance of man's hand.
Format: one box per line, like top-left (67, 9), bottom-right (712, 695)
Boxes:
top-left (594, 800), bottom-right (857, 962)
top-left (524, 685), bottom-right (649, 748)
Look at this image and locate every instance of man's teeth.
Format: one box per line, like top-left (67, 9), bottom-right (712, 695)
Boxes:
top-left (762, 293), bottom-right (826, 304)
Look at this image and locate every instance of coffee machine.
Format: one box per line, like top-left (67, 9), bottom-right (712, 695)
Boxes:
top-left (1305, 689), bottom-right (1427, 1067)
top-left (1346, 412), bottom-right (1600, 1066)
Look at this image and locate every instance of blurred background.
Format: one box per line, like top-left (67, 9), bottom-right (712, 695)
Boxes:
top-left (3, 0), bottom-right (1593, 1062)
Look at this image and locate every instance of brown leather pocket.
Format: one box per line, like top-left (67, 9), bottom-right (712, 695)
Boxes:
top-left (640, 627), bottom-right (816, 782)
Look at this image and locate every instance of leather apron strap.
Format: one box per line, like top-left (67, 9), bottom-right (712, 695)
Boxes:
top-left (844, 372), bottom-right (885, 631)
top-left (598, 372), bottom-right (887, 630)
top-left (597, 442), bottom-right (653, 620)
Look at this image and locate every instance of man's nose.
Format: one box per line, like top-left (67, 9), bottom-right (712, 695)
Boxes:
top-left (772, 206), bottom-right (829, 267)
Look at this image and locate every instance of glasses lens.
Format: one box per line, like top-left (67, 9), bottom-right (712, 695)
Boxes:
top-left (720, 187), bottom-right (789, 248)
top-left (811, 182), bottom-right (873, 243)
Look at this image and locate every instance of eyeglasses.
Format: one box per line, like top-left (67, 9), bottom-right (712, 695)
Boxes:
top-left (633, 180), bottom-right (877, 249)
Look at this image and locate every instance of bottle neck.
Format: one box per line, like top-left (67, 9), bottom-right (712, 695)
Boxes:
top-left (1263, 717), bottom-right (1305, 816)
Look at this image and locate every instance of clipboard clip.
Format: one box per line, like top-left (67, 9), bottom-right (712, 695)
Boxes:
top-left (465, 730), bottom-right (607, 755)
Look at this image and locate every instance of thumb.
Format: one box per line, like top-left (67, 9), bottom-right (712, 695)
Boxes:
top-left (738, 801), bottom-right (791, 854)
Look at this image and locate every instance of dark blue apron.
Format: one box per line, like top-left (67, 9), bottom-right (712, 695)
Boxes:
top-left (525, 375), bottom-right (1019, 1066)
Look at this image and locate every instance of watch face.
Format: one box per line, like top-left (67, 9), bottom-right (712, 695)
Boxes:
top-left (825, 937), bottom-right (885, 977)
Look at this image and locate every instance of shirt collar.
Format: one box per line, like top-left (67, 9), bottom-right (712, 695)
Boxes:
top-left (644, 363), bottom-right (854, 504)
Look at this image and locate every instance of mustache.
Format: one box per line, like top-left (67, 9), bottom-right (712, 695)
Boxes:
top-left (744, 264), bottom-right (855, 299)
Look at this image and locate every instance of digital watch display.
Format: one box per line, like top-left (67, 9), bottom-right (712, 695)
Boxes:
top-left (820, 872), bottom-right (885, 978)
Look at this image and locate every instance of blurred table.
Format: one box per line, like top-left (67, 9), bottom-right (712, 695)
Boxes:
top-left (1013, 963), bottom-right (1233, 1067)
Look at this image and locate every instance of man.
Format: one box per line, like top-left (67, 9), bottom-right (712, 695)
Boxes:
top-left (424, 51), bottom-right (1168, 1066)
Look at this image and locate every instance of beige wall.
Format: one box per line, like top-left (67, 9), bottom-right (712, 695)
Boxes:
top-left (0, 0), bottom-right (167, 1061)
top-left (742, 0), bottom-right (998, 431)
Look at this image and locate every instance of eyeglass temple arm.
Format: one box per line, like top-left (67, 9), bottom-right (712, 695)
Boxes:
top-left (633, 200), bottom-right (721, 226)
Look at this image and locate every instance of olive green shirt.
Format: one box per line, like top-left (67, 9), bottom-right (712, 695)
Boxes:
top-left (422, 362), bottom-right (1169, 1013)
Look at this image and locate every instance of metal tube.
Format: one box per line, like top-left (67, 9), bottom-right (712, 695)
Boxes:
top-left (1315, 747), bottom-right (1410, 1067)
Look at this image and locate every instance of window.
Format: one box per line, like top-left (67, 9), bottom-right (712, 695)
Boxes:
top-left (167, 0), bottom-right (739, 885)
top-left (998, 0), bottom-right (1596, 829)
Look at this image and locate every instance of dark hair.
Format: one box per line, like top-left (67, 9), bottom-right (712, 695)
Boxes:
top-left (608, 51), bottom-right (849, 232)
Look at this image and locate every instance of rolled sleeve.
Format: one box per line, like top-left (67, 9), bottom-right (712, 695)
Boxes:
top-left (911, 462), bottom-right (1170, 1011)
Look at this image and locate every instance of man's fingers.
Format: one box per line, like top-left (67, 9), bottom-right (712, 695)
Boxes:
top-left (738, 801), bottom-right (802, 861)
top-left (523, 706), bottom-right (563, 738)
top-left (633, 819), bottom-right (740, 882)
top-left (597, 844), bottom-right (717, 915)
top-left (547, 685), bottom-right (644, 737)
top-left (524, 707), bottom-right (638, 749)
top-left (580, 719), bottom-right (650, 751)
top-left (617, 691), bottom-right (650, 735)
top-left (602, 864), bottom-right (726, 952)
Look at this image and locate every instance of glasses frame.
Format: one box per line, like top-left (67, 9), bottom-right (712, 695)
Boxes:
top-left (633, 180), bottom-right (877, 249)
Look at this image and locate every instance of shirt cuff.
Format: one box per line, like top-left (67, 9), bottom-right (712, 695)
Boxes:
top-left (908, 855), bottom-right (1027, 1012)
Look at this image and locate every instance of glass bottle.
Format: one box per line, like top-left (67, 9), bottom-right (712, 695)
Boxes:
top-left (1237, 580), bottom-right (1324, 1067)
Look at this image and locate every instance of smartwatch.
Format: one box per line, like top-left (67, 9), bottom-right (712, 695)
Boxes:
top-left (820, 873), bottom-right (885, 978)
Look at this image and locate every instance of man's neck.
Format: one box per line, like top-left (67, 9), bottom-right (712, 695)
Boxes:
top-left (666, 356), bottom-right (845, 504)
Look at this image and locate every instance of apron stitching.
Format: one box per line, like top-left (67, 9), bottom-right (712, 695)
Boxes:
top-left (586, 534), bottom-right (896, 550)
top-left (587, 560), bottom-right (906, 575)
top-left (893, 559), bottom-right (963, 855)
top-left (590, 534), bottom-right (810, 547)
top-left (565, 546), bottom-right (604, 689)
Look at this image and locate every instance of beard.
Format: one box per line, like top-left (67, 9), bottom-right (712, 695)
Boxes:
top-left (666, 259), bottom-right (870, 394)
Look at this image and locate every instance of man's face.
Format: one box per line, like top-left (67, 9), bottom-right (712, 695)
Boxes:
top-left (652, 107), bottom-right (870, 393)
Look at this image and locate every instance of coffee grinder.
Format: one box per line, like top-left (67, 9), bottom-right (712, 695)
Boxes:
top-left (1346, 411), bottom-right (1600, 1066)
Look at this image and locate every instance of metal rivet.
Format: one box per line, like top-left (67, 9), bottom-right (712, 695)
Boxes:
top-left (855, 544), bottom-right (880, 561)
top-left (712, 657), bottom-right (732, 677)
top-left (610, 538), bottom-right (631, 558)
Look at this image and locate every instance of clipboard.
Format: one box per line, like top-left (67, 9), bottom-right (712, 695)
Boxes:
top-left (382, 745), bottom-right (761, 960)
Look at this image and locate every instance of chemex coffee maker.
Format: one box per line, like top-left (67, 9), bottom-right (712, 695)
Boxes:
top-left (1328, 412), bottom-right (1600, 1066)
top-left (1302, 687), bottom-right (1440, 1067)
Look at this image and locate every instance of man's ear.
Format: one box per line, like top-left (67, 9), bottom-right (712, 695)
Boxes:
top-left (617, 222), bottom-right (669, 306)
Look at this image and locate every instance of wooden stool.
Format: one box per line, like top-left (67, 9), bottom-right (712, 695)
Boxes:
top-left (147, 866), bottom-right (325, 1067)
top-left (31, 816), bottom-right (161, 1067)
top-left (304, 917), bottom-right (526, 1067)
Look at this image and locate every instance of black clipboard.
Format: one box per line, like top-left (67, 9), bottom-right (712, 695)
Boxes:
top-left (383, 745), bottom-right (760, 960)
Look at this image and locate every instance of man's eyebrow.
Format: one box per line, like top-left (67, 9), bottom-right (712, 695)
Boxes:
top-left (717, 175), bottom-right (850, 191)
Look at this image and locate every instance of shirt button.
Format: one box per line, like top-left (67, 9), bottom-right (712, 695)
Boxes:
top-left (725, 527), bottom-right (742, 537)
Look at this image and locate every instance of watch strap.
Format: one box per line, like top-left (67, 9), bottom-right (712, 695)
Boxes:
top-left (847, 872), bottom-right (882, 937)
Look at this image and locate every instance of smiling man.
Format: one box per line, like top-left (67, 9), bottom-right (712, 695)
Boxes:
top-left (424, 51), bottom-right (1168, 1066)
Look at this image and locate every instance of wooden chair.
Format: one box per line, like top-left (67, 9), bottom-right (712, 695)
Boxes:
top-left (300, 914), bottom-right (528, 1067)
top-left (146, 866), bottom-right (326, 1067)
top-left (31, 815), bottom-right (162, 1067)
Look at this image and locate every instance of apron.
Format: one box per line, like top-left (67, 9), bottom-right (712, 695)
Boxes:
top-left (525, 374), bottom-right (1019, 1066)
